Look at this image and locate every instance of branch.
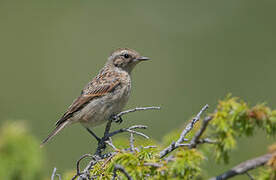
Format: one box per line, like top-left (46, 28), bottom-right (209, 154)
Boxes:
top-left (115, 106), bottom-right (161, 118)
top-left (51, 167), bottom-right (61, 180)
top-left (143, 145), bottom-right (157, 149)
top-left (129, 133), bottom-right (135, 152)
top-left (107, 125), bottom-right (149, 139)
top-left (51, 167), bottom-right (57, 180)
top-left (95, 124), bottom-right (149, 157)
top-left (159, 104), bottom-right (209, 158)
top-left (72, 106), bottom-right (160, 179)
top-left (71, 154), bottom-right (93, 180)
top-left (196, 138), bottom-right (217, 145)
top-left (143, 162), bottom-right (163, 168)
top-left (189, 116), bottom-right (213, 148)
top-left (105, 137), bottom-right (117, 151)
top-left (72, 154), bottom-right (105, 180)
top-left (94, 107), bottom-right (160, 157)
top-left (245, 172), bottom-right (254, 180)
top-left (209, 153), bottom-right (274, 180)
top-left (112, 164), bottom-right (133, 180)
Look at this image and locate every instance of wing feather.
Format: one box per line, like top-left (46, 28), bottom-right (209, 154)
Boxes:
top-left (55, 80), bottom-right (120, 126)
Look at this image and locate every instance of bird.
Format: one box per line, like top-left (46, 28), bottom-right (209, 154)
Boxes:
top-left (40, 48), bottom-right (150, 147)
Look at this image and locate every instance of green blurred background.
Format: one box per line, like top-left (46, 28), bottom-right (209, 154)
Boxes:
top-left (0, 0), bottom-right (275, 178)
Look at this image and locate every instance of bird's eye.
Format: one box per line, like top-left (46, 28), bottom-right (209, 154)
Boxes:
top-left (123, 54), bottom-right (130, 58)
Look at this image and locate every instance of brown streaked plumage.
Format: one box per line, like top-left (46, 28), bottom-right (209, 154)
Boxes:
top-left (41, 48), bottom-right (150, 147)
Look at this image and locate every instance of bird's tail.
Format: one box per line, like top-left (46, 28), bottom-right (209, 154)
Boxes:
top-left (40, 121), bottom-right (69, 147)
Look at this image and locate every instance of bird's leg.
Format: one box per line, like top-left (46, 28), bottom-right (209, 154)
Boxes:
top-left (110, 114), bottom-right (123, 124)
top-left (86, 128), bottom-right (101, 142)
top-left (95, 140), bottom-right (106, 157)
top-left (94, 115), bottom-right (122, 157)
top-left (94, 119), bottom-right (114, 157)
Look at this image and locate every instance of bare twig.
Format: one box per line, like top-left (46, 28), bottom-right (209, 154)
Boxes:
top-left (101, 153), bottom-right (116, 168)
top-left (72, 154), bottom-right (103, 180)
top-left (115, 106), bottom-right (160, 118)
top-left (51, 167), bottom-right (61, 180)
top-left (159, 104), bottom-right (209, 158)
top-left (197, 138), bottom-right (217, 145)
top-left (77, 154), bottom-right (93, 175)
top-left (189, 116), bottom-right (213, 148)
top-left (129, 133), bottom-right (135, 152)
top-left (143, 162), bottom-right (163, 168)
top-left (51, 167), bottom-right (57, 180)
top-left (72, 154), bottom-right (93, 180)
top-left (105, 137), bottom-right (117, 150)
top-left (75, 158), bottom-right (98, 180)
top-left (101, 152), bottom-right (116, 159)
top-left (245, 172), bottom-right (254, 180)
top-left (143, 145), bottom-right (157, 149)
top-left (112, 164), bottom-right (133, 180)
top-left (209, 153), bottom-right (274, 180)
top-left (108, 125), bottom-right (149, 139)
top-left (164, 155), bottom-right (175, 162)
top-left (178, 143), bottom-right (192, 147)
top-left (56, 174), bottom-right (61, 180)
top-left (177, 104), bottom-right (209, 144)
top-left (95, 124), bottom-right (149, 157)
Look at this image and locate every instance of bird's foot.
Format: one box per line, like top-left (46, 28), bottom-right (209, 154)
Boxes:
top-left (111, 114), bottom-right (123, 124)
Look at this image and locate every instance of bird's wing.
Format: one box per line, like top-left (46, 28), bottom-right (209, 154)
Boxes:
top-left (55, 79), bottom-right (120, 126)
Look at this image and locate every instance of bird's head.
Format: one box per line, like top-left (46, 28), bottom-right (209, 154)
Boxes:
top-left (107, 48), bottom-right (150, 73)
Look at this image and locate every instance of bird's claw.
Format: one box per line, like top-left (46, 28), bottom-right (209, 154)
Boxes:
top-left (111, 115), bottom-right (123, 124)
top-left (116, 117), bottom-right (123, 124)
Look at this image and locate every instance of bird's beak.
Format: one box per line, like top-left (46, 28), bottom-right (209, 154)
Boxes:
top-left (136, 56), bottom-right (150, 62)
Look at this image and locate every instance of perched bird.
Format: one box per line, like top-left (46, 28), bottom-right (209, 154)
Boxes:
top-left (41, 48), bottom-right (150, 147)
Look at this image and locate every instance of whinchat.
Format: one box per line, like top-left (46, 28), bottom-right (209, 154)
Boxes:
top-left (41, 48), bottom-right (150, 146)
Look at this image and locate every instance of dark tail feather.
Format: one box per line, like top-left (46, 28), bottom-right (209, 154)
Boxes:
top-left (40, 121), bottom-right (69, 147)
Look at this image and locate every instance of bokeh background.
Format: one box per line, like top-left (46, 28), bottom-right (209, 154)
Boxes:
top-left (0, 0), bottom-right (276, 179)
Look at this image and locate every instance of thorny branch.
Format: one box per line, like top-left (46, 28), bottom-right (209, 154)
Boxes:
top-left (209, 153), bottom-right (275, 180)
